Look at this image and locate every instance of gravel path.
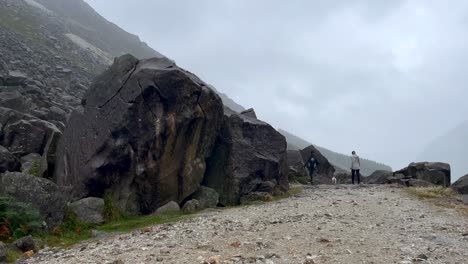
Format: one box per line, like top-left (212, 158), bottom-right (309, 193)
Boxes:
top-left (24, 185), bottom-right (468, 264)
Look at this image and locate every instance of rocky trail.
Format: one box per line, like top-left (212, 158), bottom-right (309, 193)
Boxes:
top-left (23, 185), bottom-right (468, 264)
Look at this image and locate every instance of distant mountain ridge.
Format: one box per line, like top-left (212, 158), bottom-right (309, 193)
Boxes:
top-left (418, 120), bottom-right (468, 181)
top-left (278, 129), bottom-right (392, 176)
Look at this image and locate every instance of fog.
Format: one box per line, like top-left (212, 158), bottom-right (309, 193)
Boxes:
top-left (85, 0), bottom-right (468, 174)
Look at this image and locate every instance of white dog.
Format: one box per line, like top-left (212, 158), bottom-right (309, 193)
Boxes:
top-left (331, 176), bottom-right (337, 185)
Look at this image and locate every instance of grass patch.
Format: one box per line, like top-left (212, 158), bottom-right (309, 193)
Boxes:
top-left (97, 211), bottom-right (188, 233)
top-left (273, 185), bottom-right (303, 200)
top-left (102, 192), bottom-right (125, 222)
top-left (27, 159), bottom-right (42, 177)
top-left (406, 187), bottom-right (458, 199)
top-left (40, 211), bottom-right (190, 248)
top-left (5, 249), bottom-right (23, 263)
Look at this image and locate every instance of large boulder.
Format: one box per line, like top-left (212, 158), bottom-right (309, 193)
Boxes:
top-left (0, 145), bottom-right (20, 173)
top-left (451, 174), bottom-right (468, 194)
top-left (287, 150), bottom-right (308, 183)
top-left (69, 197), bottom-right (105, 224)
top-left (0, 172), bottom-right (69, 229)
top-left (396, 162), bottom-right (451, 187)
top-left (191, 186), bottom-right (219, 208)
top-left (364, 170), bottom-right (436, 187)
top-left (55, 55), bottom-right (223, 214)
top-left (299, 145), bottom-right (335, 184)
top-left (364, 170), bottom-right (395, 184)
top-left (203, 107), bottom-right (288, 205)
top-left (0, 107), bottom-right (62, 178)
top-left (154, 201), bottom-right (180, 214)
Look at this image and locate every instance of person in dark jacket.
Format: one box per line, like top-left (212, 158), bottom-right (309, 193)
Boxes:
top-left (304, 152), bottom-right (320, 185)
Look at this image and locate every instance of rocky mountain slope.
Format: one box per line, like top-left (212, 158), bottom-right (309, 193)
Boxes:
top-left (418, 120), bottom-right (468, 182)
top-left (279, 129), bottom-right (392, 176)
top-left (0, 0), bottom-right (288, 232)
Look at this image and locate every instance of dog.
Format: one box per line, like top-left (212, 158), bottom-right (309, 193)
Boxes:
top-left (331, 176), bottom-right (337, 185)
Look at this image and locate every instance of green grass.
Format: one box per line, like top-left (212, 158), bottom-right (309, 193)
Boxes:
top-left (5, 249), bottom-right (23, 263)
top-left (27, 159), bottom-right (42, 177)
top-left (273, 185), bottom-right (303, 200)
top-left (405, 187), bottom-right (458, 199)
top-left (97, 211), bottom-right (188, 233)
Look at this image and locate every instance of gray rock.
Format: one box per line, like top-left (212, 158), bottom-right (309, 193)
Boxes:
top-left (0, 91), bottom-right (27, 112)
top-left (14, 235), bottom-right (36, 252)
top-left (240, 108), bottom-right (257, 119)
top-left (69, 197), bottom-right (105, 224)
top-left (182, 199), bottom-right (200, 213)
top-left (3, 70), bottom-right (27, 86)
top-left (154, 201), bottom-right (180, 214)
top-left (204, 107), bottom-right (288, 206)
top-left (0, 241), bottom-right (6, 263)
top-left (287, 150), bottom-right (308, 182)
top-left (364, 170), bottom-right (395, 184)
top-left (0, 172), bottom-right (69, 229)
top-left (451, 174), bottom-right (468, 194)
top-left (396, 162), bottom-right (451, 187)
top-left (55, 55), bottom-right (223, 215)
top-left (192, 186), bottom-right (219, 208)
top-left (0, 108), bottom-right (62, 171)
top-left (47, 106), bottom-right (68, 122)
top-left (461, 195), bottom-right (468, 204)
top-left (0, 145), bottom-right (20, 173)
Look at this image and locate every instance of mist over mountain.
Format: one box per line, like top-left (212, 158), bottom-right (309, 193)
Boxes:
top-left (418, 120), bottom-right (468, 181)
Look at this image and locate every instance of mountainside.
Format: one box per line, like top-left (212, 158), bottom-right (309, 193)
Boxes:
top-left (418, 120), bottom-right (468, 181)
top-left (278, 129), bottom-right (392, 176)
top-left (0, 0), bottom-right (288, 227)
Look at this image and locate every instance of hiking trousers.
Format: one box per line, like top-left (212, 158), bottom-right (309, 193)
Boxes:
top-left (352, 169), bottom-right (360, 184)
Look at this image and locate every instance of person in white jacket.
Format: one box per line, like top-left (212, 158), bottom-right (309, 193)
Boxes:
top-left (350, 151), bottom-right (361, 184)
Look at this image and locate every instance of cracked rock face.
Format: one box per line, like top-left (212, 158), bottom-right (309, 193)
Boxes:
top-left (203, 108), bottom-right (288, 205)
top-left (55, 54), bottom-right (223, 214)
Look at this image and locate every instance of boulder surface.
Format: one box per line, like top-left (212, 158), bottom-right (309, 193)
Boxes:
top-left (203, 108), bottom-right (288, 205)
top-left (0, 172), bottom-right (69, 229)
top-left (396, 162), bottom-right (451, 187)
top-left (69, 197), bottom-right (105, 224)
top-left (451, 174), bottom-right (468, 194)
top-left (55, 54), bottom-right (223, 214)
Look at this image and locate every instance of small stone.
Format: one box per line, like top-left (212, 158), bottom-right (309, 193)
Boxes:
top-left (230, 240), bottom-right (241, 248)
top-left (23, 250), bottom-right (34, 258)
top-left (142, 227), bottom-right (152, 233)
top-left (111, 260), bottom-right (124, 264)
top-left (14, 236), bottom-right (36, 252)
top-left (317, 237), bottom-right (331, 243)
top-left (345, 249), bottom-right (352, 254)
top-left (208, 255), bottom-right (222, 263)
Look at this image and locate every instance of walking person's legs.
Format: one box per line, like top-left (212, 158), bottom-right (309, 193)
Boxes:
top-left (309, 168), bottom-right (314, 185)
top-left (351, 169), bottom-right (355, 184)
top-left (357, 169), bottom-right (361, 184)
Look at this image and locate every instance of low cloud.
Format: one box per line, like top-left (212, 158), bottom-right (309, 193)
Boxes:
top-left (85, 0), bottom-right (468, 169)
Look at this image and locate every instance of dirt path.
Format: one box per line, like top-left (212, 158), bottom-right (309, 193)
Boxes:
top-left (24, 185), bottom-right (468, 264)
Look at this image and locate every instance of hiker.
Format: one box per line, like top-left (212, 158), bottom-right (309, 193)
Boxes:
top-left (350, 150), bottom-right (361, 184)
top-left (304, 152), bottom-right (319, 185)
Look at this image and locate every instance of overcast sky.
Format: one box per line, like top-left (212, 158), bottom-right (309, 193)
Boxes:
top-left (85, 0), bottom-right (468, 170)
